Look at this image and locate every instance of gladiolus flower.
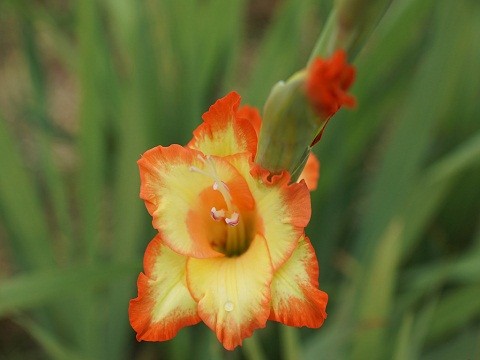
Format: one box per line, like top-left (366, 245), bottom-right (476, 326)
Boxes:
top-left (129, 92), bottom-right (328, 350)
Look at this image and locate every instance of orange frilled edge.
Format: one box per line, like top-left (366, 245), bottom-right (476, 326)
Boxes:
top-left (306, 50), bottom-right (356, 120)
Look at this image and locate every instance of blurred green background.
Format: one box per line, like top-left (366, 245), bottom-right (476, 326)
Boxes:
top-left (1, 0), bottom-right (479, 359)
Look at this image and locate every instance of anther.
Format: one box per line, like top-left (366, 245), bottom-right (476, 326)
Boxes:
top-left (225, 212), bottom-right (240, 226)
top-left (210, 207), bottom-right (226, 221)
top-left (213, 181), bottom-right (229, 192)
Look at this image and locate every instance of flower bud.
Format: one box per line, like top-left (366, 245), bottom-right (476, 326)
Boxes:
top-left (255, 50), bottom-right (356, 179)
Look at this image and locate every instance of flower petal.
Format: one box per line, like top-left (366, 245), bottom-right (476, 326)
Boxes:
top-left (229, 155), bottom-right (311, 270)
top-left (188, 92), bottom-right (258, 158)
top-left (129, 235), bottom-right (201, 341)
top-left (138, 144), bottom-right (219, 258)
top-left (269, 236), bottom-right (328, 328)
top-left (298, 153), bottom-right (320, 191)
top-left (260, 177), bottom-right (311, 270)
top-left (138, 144), bottom-right (254, 258)
top-left (186, 234), bottom-right (273, 350)
top-left (237, 105), bottom-right (262, 137)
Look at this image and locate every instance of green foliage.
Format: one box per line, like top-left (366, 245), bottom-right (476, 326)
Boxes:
top-left (0, 0), bottom-right (479, 359)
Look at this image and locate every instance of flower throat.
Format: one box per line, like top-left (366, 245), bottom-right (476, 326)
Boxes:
top-left (190, 155), bottom-right (253, 257)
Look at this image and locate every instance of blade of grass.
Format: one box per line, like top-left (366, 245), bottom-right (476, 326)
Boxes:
top-left (308, 0), bottom-right (391, 61)
top-left (354, 0), bottom-right (471, 263)
top-left (75, 0), bottom-right (112, 356)
top-left (391, 298), bottom-right (439, 360)
top-left (348, 4), bottom-right (477, 355)
top-left (76, 0), bottom-right (108, 264)
top-left (426, 284), bottom-right (480, 343)
top-left (392, 313), bottom-right (414, 360)
top-left (423, 326), bottom-right (480, 360)
top-left (244, 0), bottom-right (317, 107)
top-left (14, 316), bottom-right (84, 360)
top-left (309, 0), bottom-right (437, 274)
top-left (351, 219), bottom-right (404, 360)
top-left (0, 113), bottom-right (55, 270)
top-left (103, 2), bottom-right (152, 357)
top-left (0, 262), bottom-right (139, 316)
top-left (281, 326), bottom-right (301, 360)
top-left (243, 332), bottom-right (267, 360)
top-left (401, 130), bottom-right (480, 255)
top-left (402, 247), bottom-right (480, 308)
top-left (155, 0), bottom-right (204, 141)
top-left (408, 299), bottom-right (439, 359)
top-left (197, 0), bottom-right (246, 98)
top-left (304, 288), bottom-right (356, 359)
top-left (19, 11), bottom-right (75, 261)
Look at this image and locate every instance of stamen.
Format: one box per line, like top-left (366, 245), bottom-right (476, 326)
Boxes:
top-left (213, 181), bottom-right (229, 192)
top-left (210, 207), bottom-right (226, 221)
top-left (189, 155), bottom-right (234, 210)
top-left (225, 212), bottom-right (240, 226)
top-left (189, 166), bottom-right (210, 177)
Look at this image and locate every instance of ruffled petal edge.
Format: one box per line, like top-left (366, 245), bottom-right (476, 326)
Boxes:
top-left (129, 235), bottom-right (201, 341)
top-left (269, 236), bottom-right (328, 328)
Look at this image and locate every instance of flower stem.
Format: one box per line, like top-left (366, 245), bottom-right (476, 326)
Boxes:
top-left (309, 0), bottom-right (392, 63)
top-left (281, 326), bottom-right (301, 360)
top-left (308, 8), bottom-right (339, 64)
top-left (243, 333), bottom-right (267, 360)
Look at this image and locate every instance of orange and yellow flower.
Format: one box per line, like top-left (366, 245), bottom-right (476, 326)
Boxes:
top-left (129, 92), bottom-right (328, 350)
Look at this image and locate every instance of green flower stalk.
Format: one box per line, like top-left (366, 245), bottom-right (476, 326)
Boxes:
top-left (255, 50), bottom-right (356, 180)
top-left (256, 0), bottom-right (391, 179)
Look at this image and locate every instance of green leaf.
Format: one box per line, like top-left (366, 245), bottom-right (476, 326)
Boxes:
top-left (423, 325), bottom-right (480, 360)
top-left (19, 11), bottom-right (75, 258)
top-left (392, 313), bottom-right (414, 360)
top-left (351, 219), bottom-right (404, 360)
top-left (244, 0), bottom-right (317, 107)
top-left (401, 130), bottom-right (480, 255)
top-left (0, 262), bottom-right (139, 316)
top-left (0, 114), bottom-right (55, 270)
top-left (14, 316), bottom-right (84, 360)
top-left (427, 284), bottom-right (480, 342)
top-left (354, 0), bottom-right (474, 263)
